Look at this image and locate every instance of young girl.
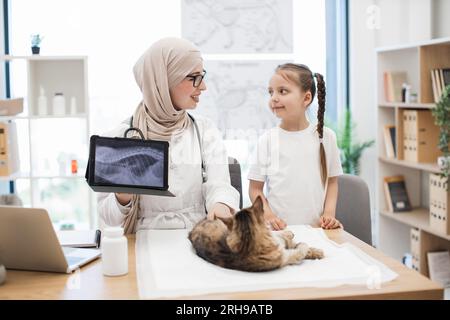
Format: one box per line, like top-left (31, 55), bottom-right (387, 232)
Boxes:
top-left (248, 63), bottom-right (343, 230)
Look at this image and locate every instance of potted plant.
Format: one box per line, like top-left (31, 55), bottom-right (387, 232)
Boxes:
top-left (432, 85), bottom-right (450, 182)
top-left (30, 34), bottom-right (43, 55)
top-left (336, 108), bottom-right (375, 175)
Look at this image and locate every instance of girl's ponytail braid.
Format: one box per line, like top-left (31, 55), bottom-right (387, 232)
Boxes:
top-left (315, 72), bottom-right (328, 186)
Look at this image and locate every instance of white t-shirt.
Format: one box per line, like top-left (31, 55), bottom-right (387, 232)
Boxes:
top-left (248, 123), bottom-right (343, 225)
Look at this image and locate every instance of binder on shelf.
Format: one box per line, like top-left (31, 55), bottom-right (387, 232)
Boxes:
top-left (431, 68), bottom-right (450, 103)
top-left (383, 175), bottom-right (412, 212)
top-left (431, 69), bottom-right (439, 103)
top-left (436, 69), bottom-right (443, 99)
top-left (410, 228), bottom-right (421, 272)
top-left (402, 109), bottom-right (441, 163)
top-left (429, 173), bottom-right (450, 235)
top-left (384, 125), bottom-right (396, 158)
top-left (439, 69), bottom-right (446, 95)
top-left (443, 69), bottom-right (450, 88)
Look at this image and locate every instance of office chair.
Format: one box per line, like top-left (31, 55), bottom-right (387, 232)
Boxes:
top-left (228, 157), bottom-right (243, 209)
top-left (0, 264), bottom-right (5, 286)
top-left (335, 174), bottom-right (373, 246)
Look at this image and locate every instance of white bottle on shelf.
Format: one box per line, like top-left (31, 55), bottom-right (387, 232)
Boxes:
top-left (37, 86), bottom-right (48, 116)
top-left (53, 92), bottom-right (66, 116)
top-left (70, 96), bottom-right (77, 115)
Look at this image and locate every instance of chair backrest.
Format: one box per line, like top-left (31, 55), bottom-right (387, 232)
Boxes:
top-left (335, 174), bottom-right (372, 245)
top-left (228, 157), bottom-right (243, 209)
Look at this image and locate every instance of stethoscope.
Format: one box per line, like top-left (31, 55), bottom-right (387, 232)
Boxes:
top-left (125, 113), bottom-right (207, 183)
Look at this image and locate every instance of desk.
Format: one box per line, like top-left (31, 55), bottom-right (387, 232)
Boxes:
top-left (0, 229), bottom-right (443, 299)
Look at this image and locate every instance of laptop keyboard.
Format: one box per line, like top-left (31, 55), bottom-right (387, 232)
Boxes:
top-left (62, 247), bottom-right (77, 254)
top-left (66, 256), bottom-right (85, 266)
top-left (62, 247), bottom-right (101, 267)
top-left (63, 247), bottom-right (85, 266)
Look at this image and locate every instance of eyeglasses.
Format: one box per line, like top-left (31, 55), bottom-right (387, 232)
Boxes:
top-left (186, 69), bottom-right (207, 87)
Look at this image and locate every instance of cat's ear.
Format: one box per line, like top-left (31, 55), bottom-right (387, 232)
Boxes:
top-left (218, 216), bottom-right (234, 230)
top-left (252, 195), bottom-right (264, 214)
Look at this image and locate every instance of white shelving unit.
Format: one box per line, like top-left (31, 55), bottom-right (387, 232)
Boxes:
top-left (0, 55), bottom-right (94, 229)
top-left (376, 38), bottom-right (450, 279)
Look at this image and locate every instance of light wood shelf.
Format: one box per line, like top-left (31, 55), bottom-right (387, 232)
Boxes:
top-left (379, 156), bottom-right (441, 174)
top-left (380, 208), bottom-right (450, 241)
top-left (379, 103), bottom-right (435, 109)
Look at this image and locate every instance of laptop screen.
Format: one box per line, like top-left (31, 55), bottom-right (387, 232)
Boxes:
top-left (88, 135), bottom-right (169, 190)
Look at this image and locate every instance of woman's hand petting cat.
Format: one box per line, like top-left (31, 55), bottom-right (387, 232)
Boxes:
top-left (319, 215), bottom-right (342, 229)
top-left (207, 202), bottom-right (234, 220)
top-left (264, 209), bottom-right (287, 231)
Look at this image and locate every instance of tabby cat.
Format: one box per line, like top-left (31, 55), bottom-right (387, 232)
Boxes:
top-left (188, 196), bottom-right (324, 272)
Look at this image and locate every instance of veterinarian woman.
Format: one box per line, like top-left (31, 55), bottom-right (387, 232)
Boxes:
top-left (97, 38), bottom-right (240, 233)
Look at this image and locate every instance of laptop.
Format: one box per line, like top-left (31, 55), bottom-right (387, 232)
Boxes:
top-left (0, 206), bottom-right (101, 273)
top-left (86, 135), bottom-right (175, 197)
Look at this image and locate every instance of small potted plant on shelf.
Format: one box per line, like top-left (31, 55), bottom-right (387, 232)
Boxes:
top-left (432, 85), bottom-right (450, 183)
top-left (30, 34), bottom-right (43, 55)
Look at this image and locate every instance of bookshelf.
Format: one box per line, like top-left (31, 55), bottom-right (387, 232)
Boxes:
top-left (0, 55), bottom-right (94, 230)
top-left (376, 37), bottom-right (450, 279)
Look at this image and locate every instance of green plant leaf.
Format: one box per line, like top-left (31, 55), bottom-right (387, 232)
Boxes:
top-left (432, 84), bottom-right (450, 181)
top-left (336, 108), bottom-right (375, 175)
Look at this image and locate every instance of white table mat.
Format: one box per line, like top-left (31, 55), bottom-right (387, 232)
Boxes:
top-left (136, 225), bottom-right (398, 299)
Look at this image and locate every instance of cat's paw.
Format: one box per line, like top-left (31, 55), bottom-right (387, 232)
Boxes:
top-left (307, 247), bottom-right (324, 259)
top-left (282, 230), bottom-right (294, 240)
top-left (294, 242), bottom-right (307, 249)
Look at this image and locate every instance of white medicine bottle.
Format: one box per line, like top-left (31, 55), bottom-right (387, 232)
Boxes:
top-left (53, 92), bottom-right (66, 116)
top-left (101, 226), bottom-right (128, 276)
top-left (37, 87), bottom-right (47, 116)
top-left (70, 96), bottom-right (77, 115)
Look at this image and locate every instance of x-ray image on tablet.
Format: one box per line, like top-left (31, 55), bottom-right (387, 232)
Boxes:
top-left (95, 144), bottom-right (164, 187)
top-left (86, 135), bottom-right (174, 196)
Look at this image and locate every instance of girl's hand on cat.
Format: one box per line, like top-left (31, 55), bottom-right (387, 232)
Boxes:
top-left (264, 210), bottom-right (287, 230)
top-left (320, 215), bottom-right (342, 229)
top-left (207, 202), bottom-right (233, 220)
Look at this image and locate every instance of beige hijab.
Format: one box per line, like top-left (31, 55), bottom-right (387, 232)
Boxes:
top-left (122, 38), bottom-right (203, 234)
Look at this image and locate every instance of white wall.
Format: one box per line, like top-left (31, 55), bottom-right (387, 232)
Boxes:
top-left (350, 0), bottom-right (450, 245)
top-left (432, 0), bottom-right (450, 38)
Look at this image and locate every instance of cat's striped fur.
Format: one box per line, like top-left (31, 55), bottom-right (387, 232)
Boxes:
top-left (188, 196), bottom-right (324, 272)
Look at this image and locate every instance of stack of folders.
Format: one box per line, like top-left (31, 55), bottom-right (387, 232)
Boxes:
top-left (56, 229), bottom-right (101, 248)
top-left (431, 68), bottom-right (450, 102)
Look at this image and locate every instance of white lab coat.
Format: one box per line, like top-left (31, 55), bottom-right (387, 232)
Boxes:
top-left (97, 115), bottom-right (240, 231)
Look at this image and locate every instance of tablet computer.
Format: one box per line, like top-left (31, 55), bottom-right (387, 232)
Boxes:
top-left (86, 135), bottom-right (174, 196)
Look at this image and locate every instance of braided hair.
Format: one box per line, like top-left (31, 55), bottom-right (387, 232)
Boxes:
top-left (275, 63), bottom-right (328, 186)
